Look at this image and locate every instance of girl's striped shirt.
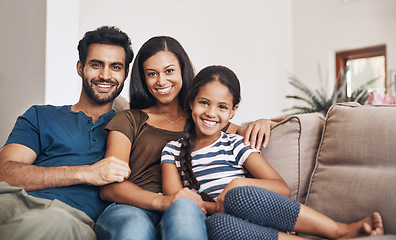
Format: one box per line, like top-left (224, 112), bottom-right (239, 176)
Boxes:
top-left (161, 131), bottom-right (259, 199)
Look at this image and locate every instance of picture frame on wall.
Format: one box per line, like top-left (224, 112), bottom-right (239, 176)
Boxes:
top-left (390, 70), bottom-right (396, 97)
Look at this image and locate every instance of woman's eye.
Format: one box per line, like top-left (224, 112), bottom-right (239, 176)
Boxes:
top-left (166, 69), bottom-right (174, 74)
top-left (147, 72), bottom-right (157, 77)
top-left (199, 101), bottom-right (209, 105)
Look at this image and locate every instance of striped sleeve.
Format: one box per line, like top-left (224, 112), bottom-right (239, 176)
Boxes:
top-left (161, 140), bottom-right (181, 166)
top-left (230, 134), bottom-right (260, 167)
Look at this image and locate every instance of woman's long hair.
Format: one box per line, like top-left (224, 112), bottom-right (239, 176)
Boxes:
top-left (179, 65), bottom-right (241, 202)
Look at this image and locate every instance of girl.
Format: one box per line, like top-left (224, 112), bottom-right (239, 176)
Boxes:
top-left (161, 65), bottom-right (384, 240)
top-left (94, 37), bottom-right (275, 240)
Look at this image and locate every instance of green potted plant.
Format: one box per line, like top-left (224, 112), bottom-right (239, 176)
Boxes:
top-left (282, 67), bottom-right (378, 117)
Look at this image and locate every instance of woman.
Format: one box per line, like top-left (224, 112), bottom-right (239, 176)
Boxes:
top-left (94, 36), bottom-right (274, 240)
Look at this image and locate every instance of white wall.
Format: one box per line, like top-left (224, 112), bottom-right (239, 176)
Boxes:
top-left (0, 0), bottom-right (46, 146)
top-left (46, 0), bottom-right (81, 106)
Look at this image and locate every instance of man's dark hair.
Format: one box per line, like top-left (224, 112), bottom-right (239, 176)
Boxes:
top-left (77, 26), bottom-right (134, 74)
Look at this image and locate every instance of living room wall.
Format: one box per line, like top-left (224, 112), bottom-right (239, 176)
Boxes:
top-left (0, 0), bottom-right (46, 147)
top-left (292, 0), bottom-right (396, 96)
top-left (1, 0), bottom-right (396, 146)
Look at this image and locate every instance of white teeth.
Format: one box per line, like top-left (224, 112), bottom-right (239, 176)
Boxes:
top-left (158, 86), bottom-right (172, 93)
top-left (203, 120), bottom-right (217, 126)
top-left (98, 84), bottom-right (112, 88)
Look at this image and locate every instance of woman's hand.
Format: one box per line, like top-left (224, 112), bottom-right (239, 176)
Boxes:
top-left (156, 187), bottom-right (207, 214)
top-left (240, 119), bottom-right (275, 149)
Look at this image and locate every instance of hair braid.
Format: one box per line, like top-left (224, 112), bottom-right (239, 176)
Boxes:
top-left (179, 115), bottom-right (215, 202)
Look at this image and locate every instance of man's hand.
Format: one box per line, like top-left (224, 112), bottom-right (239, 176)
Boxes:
top-left (242, 119), bottom-right (275, 149)
top-left (83, 156), bottom-right (131, 186)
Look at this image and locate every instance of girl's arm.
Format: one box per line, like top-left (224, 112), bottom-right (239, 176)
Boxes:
top-left (161, 163), bottom-right (183, 195)
top-left (101, 131), bottom-right (205, 212)
top-left (228, 119), bottom-right (276, 149)
top-left (215, 152), bottom-right (290, 213)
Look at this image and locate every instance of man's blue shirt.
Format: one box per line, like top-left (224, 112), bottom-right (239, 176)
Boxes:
top-left (5, 105), bottom-right (115, 221)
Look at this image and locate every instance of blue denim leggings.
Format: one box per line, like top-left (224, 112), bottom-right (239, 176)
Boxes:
top-left (94, 198), bottom-right (207, 240)
top-left (206, 186), bottom-right (301, 240)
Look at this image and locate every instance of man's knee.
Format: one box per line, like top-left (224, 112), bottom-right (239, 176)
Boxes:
top-left (10, 207), bottom-right (95, 240)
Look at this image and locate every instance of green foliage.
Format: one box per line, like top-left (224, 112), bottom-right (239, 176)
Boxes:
top-left (283, 67), bottom-right (378, 117)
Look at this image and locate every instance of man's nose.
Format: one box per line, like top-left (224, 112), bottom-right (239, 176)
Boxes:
top-left (100, 67), bottom-right (111, 80)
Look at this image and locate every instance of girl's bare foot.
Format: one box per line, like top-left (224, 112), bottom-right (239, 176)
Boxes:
top-left (340, 212), bottom-right (383, 239)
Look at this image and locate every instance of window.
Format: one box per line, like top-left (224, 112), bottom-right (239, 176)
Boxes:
top-left (335, 45), bottom-right (386, 97)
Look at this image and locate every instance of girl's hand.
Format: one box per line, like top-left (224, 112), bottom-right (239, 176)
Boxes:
top-left (215, 178), bottom-right (245, 213)
top-left (241, 119), bottom-right (275, 149)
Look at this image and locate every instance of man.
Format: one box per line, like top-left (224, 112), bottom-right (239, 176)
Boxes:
top-left (0, 26), bottom-right (133, 240)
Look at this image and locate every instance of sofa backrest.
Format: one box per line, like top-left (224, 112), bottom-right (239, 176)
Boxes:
top-left (261, 114), bottom-right (325, 203)
top-left (305, 102), bottom-right (396, 235)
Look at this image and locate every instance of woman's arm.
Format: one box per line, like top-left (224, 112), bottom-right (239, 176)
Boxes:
top-left (215, 152), bottom-right (290, 213)
top-left (100, 130), bottom-right (160, 209)
top-left (102, 131), bottom-right (205, 212)
top-left (228, 119), bottom-right (276, 149)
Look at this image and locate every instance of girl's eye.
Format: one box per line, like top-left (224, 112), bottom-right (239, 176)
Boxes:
top-left (199, 101), bottom-right (209, 105)
top-left (219, 105), bottom-right (228, 110)
top-left (165, 69), bottom-right (174, 74)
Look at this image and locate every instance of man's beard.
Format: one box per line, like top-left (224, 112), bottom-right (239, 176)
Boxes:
top-left (82, 75), bottom-right (124, 104)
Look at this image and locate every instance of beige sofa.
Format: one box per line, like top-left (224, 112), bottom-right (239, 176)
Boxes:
top-left (114, 97), bottom-right (395, 239)
top-left (262, 102), bottom-right (396, 239)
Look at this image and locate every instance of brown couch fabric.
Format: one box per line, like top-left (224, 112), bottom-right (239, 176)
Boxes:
top-left (261, 114), bottom-right (324, 203)
top-left (305, 103), bottom-right (396, 235)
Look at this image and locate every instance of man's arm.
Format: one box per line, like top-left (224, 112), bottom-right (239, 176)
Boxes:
top-left (0, 143), bottom-right (130, 191)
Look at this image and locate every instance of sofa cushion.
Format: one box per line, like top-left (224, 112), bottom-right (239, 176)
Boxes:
top-left (305, 103), bottom-right (396, 235)
top-left (261, 114), bottom-right (324, 203)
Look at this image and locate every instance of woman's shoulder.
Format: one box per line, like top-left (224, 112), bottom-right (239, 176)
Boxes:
top-left (108, 109), bottom-right (148, 130)
top-left (114, 109), bottom-right (148, 120)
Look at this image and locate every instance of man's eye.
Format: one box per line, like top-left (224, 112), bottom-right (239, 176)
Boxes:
top-left (112, 66), bottom-right (122, 70)
top-left (92, 63), bottom-right (101, 68)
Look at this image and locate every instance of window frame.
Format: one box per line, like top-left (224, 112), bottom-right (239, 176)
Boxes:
top-left (335, 44), bottom-right (387, 92)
